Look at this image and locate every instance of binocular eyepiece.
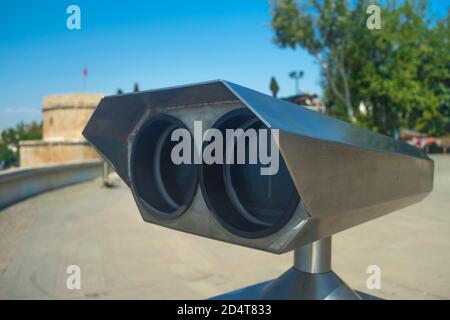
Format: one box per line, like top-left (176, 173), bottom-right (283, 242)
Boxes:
top-left (83, 80), bottom-right (433, 254)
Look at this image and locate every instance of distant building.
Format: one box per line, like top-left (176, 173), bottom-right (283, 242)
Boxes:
top-left (284, 93), bottom-right (324, 112)
top-left (19, 93), bottom-right (103, 167)
top-left (400, 129), bottom-right (450, 154)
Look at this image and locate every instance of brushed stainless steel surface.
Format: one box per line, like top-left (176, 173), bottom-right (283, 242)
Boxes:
top-left (294, 237), bottom-right (331, 273)
top-left (260, 268), bottom-right (361, 300)
top-left (211, 279), bottom-right (372, 300)
top-left (83, 80), bottom-right (434, 254)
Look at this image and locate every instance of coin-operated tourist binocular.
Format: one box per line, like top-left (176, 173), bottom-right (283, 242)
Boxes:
top-left (83, 80), bottom-right (433, 299)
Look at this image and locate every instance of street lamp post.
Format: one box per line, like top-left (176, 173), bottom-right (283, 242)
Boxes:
top-left (289, 70), bottom-right (304, 95)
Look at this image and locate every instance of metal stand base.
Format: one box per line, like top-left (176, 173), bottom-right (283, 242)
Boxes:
top-left (260, 267), bottom-right (360, 300)
top-left (211, 237), bottom-right (362, 300)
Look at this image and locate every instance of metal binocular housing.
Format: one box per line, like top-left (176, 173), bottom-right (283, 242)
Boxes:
top-left (83, 80), bottom-right (434, 254)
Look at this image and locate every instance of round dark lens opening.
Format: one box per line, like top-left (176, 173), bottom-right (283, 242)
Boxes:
top-left (132, 115), bottom-right (197, 218)
top-left (200, 109), bottom-right (300, 238)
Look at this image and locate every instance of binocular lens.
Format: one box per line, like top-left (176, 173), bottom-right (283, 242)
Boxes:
top-left (131, 115), bottom-right (197, 218)
top-left (201, 109), bottom-right (299, 238)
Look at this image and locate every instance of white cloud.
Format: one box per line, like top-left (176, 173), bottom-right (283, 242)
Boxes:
top-left (2, 107), bottom-right (39, 114)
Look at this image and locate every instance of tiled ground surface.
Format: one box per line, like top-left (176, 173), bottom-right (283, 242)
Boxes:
top-left (0, 156), bottom-right (449, 299)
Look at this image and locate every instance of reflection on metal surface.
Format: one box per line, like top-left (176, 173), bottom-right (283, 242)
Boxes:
top-left (294, 237), bottom-right (332, 273)
top-left (261, 268), bottom-right (361, 300)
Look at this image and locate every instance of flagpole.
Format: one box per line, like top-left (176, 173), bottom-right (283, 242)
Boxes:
top-left (82, 67), bottom-right (88, 92)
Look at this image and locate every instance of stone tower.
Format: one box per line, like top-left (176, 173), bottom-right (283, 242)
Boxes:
top-left (19, 93), bottom-right (103, 167)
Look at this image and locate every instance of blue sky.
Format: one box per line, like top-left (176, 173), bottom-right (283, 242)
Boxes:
top-left (0, 0), bottom-right (448, 130)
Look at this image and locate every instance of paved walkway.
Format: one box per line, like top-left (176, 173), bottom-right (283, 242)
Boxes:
top-left (0, 156), bottom-right (449, 299)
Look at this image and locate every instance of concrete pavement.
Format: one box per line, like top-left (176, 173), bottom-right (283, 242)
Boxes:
top-left (0, 155), bottom-right (449, 299)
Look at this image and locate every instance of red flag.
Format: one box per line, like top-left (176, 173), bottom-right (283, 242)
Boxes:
top-left (82, 67), bottom-right (88, 78)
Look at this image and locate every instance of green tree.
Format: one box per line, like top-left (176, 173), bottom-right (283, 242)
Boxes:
top-left (271, 0), bottom-right (449, 137)
top-left (272, 0), bottom-right (358, 120)
top-left (116, 88), bottom-right (123, 95)
top-left (1, 121), bottom-right (42, 145)
top-left (133, 82), bottom-right (140, 92)
top-left (270, 76), bottom-right (280, 97)
top-left (412, 12), bottom-right (450, 136)
top-left (0, 144), bottom-right (15, 168)
top-left (0, 121), bottom-right (42, 168)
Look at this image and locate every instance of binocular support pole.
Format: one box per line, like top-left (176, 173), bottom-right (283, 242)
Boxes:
top-left (294, 236), bottom-right (332, 273)
top-left (102, 160), bottom-right (113, 188)
top-left (260, 236), bottom-right (361, 300)
top-left (212, 236), bottom-right (361, 300)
